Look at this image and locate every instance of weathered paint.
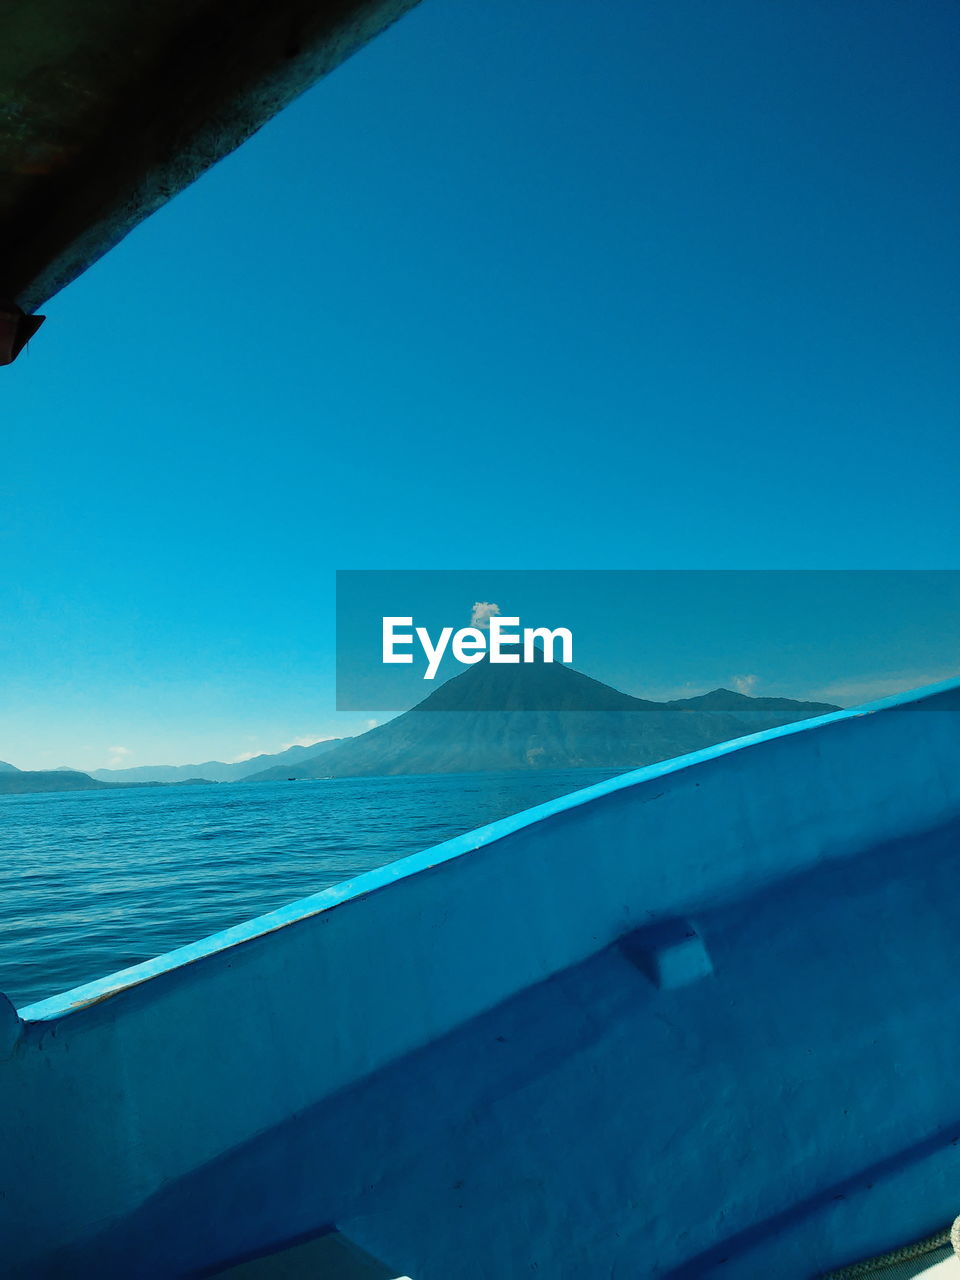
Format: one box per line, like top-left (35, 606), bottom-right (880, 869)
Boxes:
top-left (1, 679), bottom-right (959, 1276)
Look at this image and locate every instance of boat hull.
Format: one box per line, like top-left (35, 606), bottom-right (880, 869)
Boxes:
top-left (3, 680), bottom-right (960, 1277)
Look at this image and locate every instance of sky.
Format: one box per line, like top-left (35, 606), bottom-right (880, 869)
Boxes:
top-left (1, 0), bottom-right (958, 770)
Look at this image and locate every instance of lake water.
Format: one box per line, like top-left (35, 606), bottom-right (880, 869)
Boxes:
top-left (0, 768), bottom-right (619, 1009)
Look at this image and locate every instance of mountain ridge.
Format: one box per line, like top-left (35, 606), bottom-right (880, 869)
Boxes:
top-left (245, 661), bottom-right (840, 782)
top-left (665, 687), bottom-right (837, 715)
top-left (0, 769), bottom-right (113, 795)
top-left (88, 738), bottom-right (347, 785)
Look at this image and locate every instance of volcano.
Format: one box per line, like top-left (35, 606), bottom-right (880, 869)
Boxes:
top-left (245, 656), bottom-right (838, 781)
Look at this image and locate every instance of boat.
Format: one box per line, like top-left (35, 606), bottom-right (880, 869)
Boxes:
top-left (2, 678), bottom-right (959, 1276)
top-left (4, 6), bottom-right (958, 1275)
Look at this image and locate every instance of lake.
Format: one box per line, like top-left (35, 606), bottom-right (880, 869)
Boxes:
top-left (0, 768), bottom-right (619, 1009)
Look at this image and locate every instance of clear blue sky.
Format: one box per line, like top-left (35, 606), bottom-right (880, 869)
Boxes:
top-left (2, 0), bottom-right (958, 770)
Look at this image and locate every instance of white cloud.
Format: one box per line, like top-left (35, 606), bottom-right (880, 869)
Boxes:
top-left (631, 680), bottom-right (709, 701)
top-left (107, 745), bottom-right (132, 767)
top-left (470, 601), bottom-right (501, 629)
top-left (732, 674), bottom-right (759, 696)
top-left (366, 719), bottom-right (378, 729)
top-left (807, 668), bottom-right (960, 708)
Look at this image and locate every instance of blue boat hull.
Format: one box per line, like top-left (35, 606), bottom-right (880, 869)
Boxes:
top-left (3, 680), bottom-right (959, 1277)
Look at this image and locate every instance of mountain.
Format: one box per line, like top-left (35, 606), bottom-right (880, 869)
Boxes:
top-left (89, 739), bottom-right (347, 785)
top-left (244, 657), bottom-right (841, 782)
top-left (664, 688), bottom-right (838, 718)
top-left (0, 769), bottom-right (113, 795)
top-left (0, 760), bottom-right (20, 773)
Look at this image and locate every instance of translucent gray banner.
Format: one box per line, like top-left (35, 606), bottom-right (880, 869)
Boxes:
top-left (336, 570), bottom-right (960, 713)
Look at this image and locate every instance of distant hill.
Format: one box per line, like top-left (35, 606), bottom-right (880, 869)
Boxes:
top-left (0, 760), bottom-right (20, 773)
top-left (0, 769), bottom-right (113, 795)
top-left (89, 738), bottom-right (347, 785)
top-left (664, 688), bottom-right (838, 717)
top-left (244, 657), bottom-right (840, 782)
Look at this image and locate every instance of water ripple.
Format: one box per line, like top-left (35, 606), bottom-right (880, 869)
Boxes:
top-left (0, 769), bottom-right (615, 1008)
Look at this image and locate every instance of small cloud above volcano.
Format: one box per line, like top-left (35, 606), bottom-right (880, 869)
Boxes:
top-left (470, 601), bottom-right (501, 630)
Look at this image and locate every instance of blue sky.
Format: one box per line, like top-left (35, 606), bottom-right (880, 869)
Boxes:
top-left (2, 0), bottom-right (958, 770)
